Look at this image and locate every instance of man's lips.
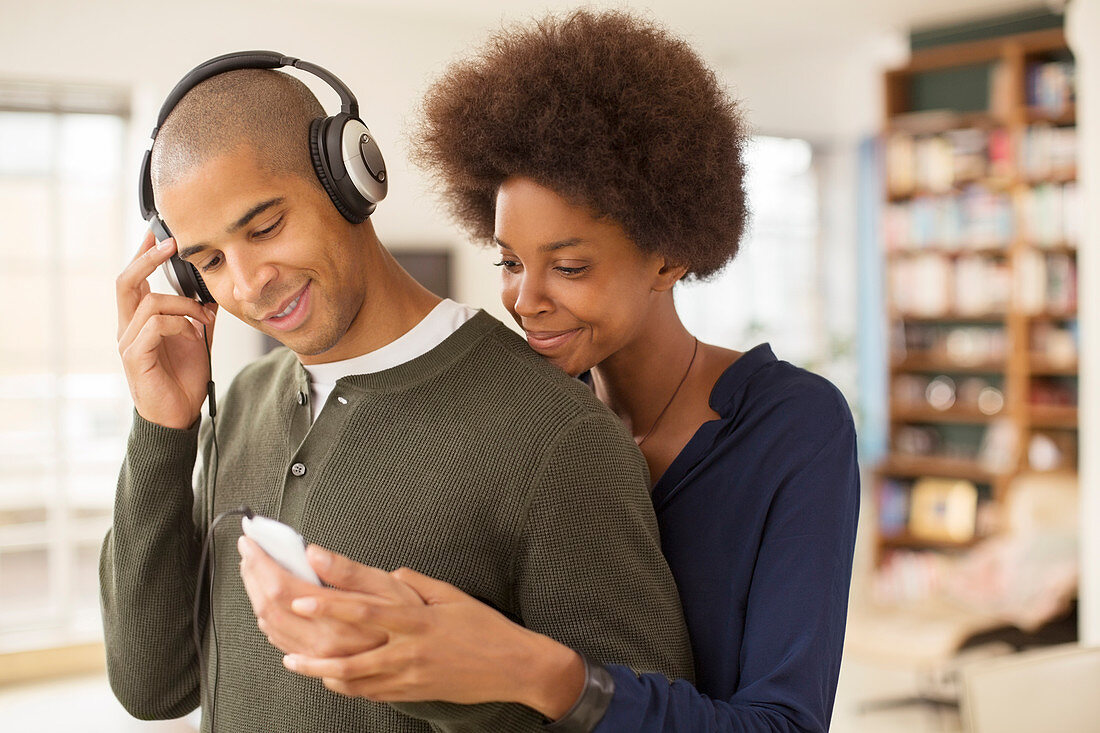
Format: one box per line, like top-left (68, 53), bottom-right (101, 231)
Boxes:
top-left (259, 284), bottom-right (307, 321)
top-left (259, 283), bottom-right (310, 331)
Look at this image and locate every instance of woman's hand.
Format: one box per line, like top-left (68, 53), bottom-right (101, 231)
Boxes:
top-left (279, 547), bottom-right (586, 719)
top-left (238, 537), bottom-right (419, 658)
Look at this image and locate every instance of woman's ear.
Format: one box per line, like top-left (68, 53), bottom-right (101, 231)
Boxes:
top-left (652, 259), bottom-right (689, 292)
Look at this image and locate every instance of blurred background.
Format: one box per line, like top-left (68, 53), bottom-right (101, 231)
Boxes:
top-left (0, 0), bottom-right (1097, 730)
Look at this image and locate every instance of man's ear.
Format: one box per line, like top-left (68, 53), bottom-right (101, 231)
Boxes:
top-left (652, 259), bottom-right (689, 292)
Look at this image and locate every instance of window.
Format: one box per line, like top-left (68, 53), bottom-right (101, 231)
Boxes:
top-left (0, 84), bottom-right (130, 652)
top-left (676, 135), bottom-right (856, 394)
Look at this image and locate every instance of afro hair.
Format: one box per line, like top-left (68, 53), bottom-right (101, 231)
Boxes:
top-left (412, 9), bottom-right (750, 279)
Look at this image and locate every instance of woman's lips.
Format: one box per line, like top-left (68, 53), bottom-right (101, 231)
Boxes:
top-left (524, 328), bottom-right (580, 352)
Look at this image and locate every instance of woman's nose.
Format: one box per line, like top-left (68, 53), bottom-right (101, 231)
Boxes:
top-left (511, 273), bottom-right (552, 317)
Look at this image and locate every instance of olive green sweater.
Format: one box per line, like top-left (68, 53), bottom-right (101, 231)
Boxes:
top-left (100, 310), bottom-right (693, 732)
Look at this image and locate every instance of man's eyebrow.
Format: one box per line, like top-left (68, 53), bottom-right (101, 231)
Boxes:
top-left (227, 197), bottom-right (285, 234)
top-left (176, 197), bottom-right (286, 261)
top-left (493, 236), bottom-right (584, 253)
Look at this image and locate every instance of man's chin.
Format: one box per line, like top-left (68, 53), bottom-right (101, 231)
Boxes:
top-left (272, 331), bottom-right (347, 362)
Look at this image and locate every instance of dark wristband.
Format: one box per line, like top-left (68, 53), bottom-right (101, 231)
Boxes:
top-left (542, 653), bottom-right (615, 733)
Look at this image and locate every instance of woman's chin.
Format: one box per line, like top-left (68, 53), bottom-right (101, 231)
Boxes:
top-left (558, 355), bottom-right (599, 379)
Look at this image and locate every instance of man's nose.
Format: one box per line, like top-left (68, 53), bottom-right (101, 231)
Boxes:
top-left (228, 250), bottom-right (277, 305)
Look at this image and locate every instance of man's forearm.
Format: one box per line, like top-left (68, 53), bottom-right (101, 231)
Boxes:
top-left (100, 412), bottom-right (205, 720)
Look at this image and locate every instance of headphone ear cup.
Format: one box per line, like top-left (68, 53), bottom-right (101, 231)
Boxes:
top-left (163, 254), bottom-right (215, 304)
top-left (191, 264), bottom-right (215, 304)
top-left (309, 117), bottom-right (368, 224)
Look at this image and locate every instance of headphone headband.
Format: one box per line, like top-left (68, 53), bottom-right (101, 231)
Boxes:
top-left (151, 50), bottom-right (359, 135)
top-left (141, 50), bottom-right (386, 304)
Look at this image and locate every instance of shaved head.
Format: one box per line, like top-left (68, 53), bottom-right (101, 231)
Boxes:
top-left (151, 68), bottom-right (325, 194)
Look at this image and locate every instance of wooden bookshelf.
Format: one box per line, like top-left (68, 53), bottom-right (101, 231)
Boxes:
top-left (891, 355), bottom-right (1005, 374)
top-left (875, 27), bottom-right (1078, 565)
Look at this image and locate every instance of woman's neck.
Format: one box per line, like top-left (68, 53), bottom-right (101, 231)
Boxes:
top-left (591, 294), bottom-right (740, 484)
top-left (591, 297), bottom-right (696, 442)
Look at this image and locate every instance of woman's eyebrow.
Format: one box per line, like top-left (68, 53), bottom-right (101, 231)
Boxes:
top-left (493, 236), bottom-right (584, 252)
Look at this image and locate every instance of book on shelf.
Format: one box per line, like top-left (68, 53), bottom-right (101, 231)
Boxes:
top-left (1017, 250), bottom-right (1077, 315)
top-left (1020, 125), bottom-right (1077, 181)
top-left (909, 477), bottom-right (979, 543)
top-left (1026, 60), bottom-right (1075, 115)
top-left (1018, 181), bottom-right (1079, 248)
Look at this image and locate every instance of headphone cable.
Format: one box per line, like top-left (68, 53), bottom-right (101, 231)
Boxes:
top-left (191, 322), bottom-right (252, 732)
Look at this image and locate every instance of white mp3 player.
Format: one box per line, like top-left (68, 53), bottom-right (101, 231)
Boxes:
top-left (241, 515), bottom-right (322, 586)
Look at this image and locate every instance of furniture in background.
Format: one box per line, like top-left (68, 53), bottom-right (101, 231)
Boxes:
top-left (874, 26), bottom-right (1078, 595)
top-left (960, 643), bottom-right (1100, 732)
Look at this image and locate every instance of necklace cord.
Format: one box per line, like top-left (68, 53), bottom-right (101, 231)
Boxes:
top-left (637, 336), bottom-right (699, 447)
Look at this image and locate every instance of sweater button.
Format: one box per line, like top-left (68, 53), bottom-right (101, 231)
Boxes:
top-left (290, 462), bottom-right (307, 477)
top-left (297, 391), bottom-right (306, 406)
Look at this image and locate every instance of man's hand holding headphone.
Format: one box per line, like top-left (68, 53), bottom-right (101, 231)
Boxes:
top-left (116, 230), bottom-right (218, 430)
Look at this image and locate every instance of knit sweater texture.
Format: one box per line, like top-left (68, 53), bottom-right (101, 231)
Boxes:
top-left (100, 310), bottom-right (693, 732)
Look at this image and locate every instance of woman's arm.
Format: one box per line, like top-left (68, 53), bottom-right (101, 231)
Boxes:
top-left (591, 397), bottom-right (860, 732)
top-left (282, 389), bottom-right (859, 733)
top-left (241, 540), bottom-right (585, 718)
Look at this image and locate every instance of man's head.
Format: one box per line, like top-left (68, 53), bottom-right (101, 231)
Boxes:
top-left (150, 68), bottom-right (324, 194)
top-left (151, 69), bottom-right (378, 363)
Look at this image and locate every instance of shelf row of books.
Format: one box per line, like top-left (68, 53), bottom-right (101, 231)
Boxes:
top-left (883, 180), bottom-right (1078, 252)
top-left (894, 323), bottom-right (1007, 365)
top-left (888, 250), bottom-right (1076, 318)
top-left (889, 254), bottom-right (1009, 317)
top-left (894, 373), bottom-right (1005, 416)
top-left (892, 419), bottom-right (1014, 468)
top-left (884, 124), bottom-right (1076, 198)
top-left (878, 476), bottom-right (990, 544)
top-left (884, 187), bottom-right (1012, 251)
top-left (1031, 321), bottom-right (1077, 364)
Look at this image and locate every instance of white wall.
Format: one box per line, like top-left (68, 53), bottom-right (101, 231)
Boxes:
top-left (1, 0), bottom-right (903, 387)
top-left (9, 0), bottom-right (1093, 651)
top-left (0, 0), bottom-right (505, 385)
top-left (1067, 0), bottom-right (1099, 647)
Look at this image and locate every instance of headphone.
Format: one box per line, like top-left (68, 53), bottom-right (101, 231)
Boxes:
top-left (138, 51), bottom-right (388, 304)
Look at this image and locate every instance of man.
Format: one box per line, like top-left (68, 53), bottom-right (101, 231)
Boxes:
top-left (102, 65), bottom-right (692, 732)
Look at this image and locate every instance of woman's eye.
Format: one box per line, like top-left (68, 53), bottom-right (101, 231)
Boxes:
top-left (199, 255), bottom-right (222, 273)
top-left (556, 265), bottom-right (590, 276)
top-left (493, 259), bottom-right (521, 271)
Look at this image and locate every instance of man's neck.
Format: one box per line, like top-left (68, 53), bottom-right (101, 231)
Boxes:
top-left (298, 229), bottom-right (442, 365)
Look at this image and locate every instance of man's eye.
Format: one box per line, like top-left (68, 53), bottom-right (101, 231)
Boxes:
top-left (255, 217), bottom-right (283, 237)
top-left (199, 255), bottom-right (222, 272)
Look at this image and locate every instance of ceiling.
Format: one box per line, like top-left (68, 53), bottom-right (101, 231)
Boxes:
top-left (334, 0), bottom-right (1062, 60)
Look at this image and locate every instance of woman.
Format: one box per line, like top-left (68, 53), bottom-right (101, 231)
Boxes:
top-left (246, 10), bottom-right (859, 731)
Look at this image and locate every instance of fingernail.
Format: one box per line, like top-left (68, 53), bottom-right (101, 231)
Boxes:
top-left (291, 597), bottom-right (318, 614)
top-left (237, 536), bottom-right (250, 557)
top-left (204, 306), bottom-right (217, 322)
top-left (306, 545), bottom-right (331, 569)
top-left (283, 654), bottom-right (299, 671)
top-left (157, 237), bottom-right (176, 251)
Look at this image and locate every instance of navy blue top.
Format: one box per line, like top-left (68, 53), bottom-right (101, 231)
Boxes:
top-left (596, 344), bottom-right (860, 732)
